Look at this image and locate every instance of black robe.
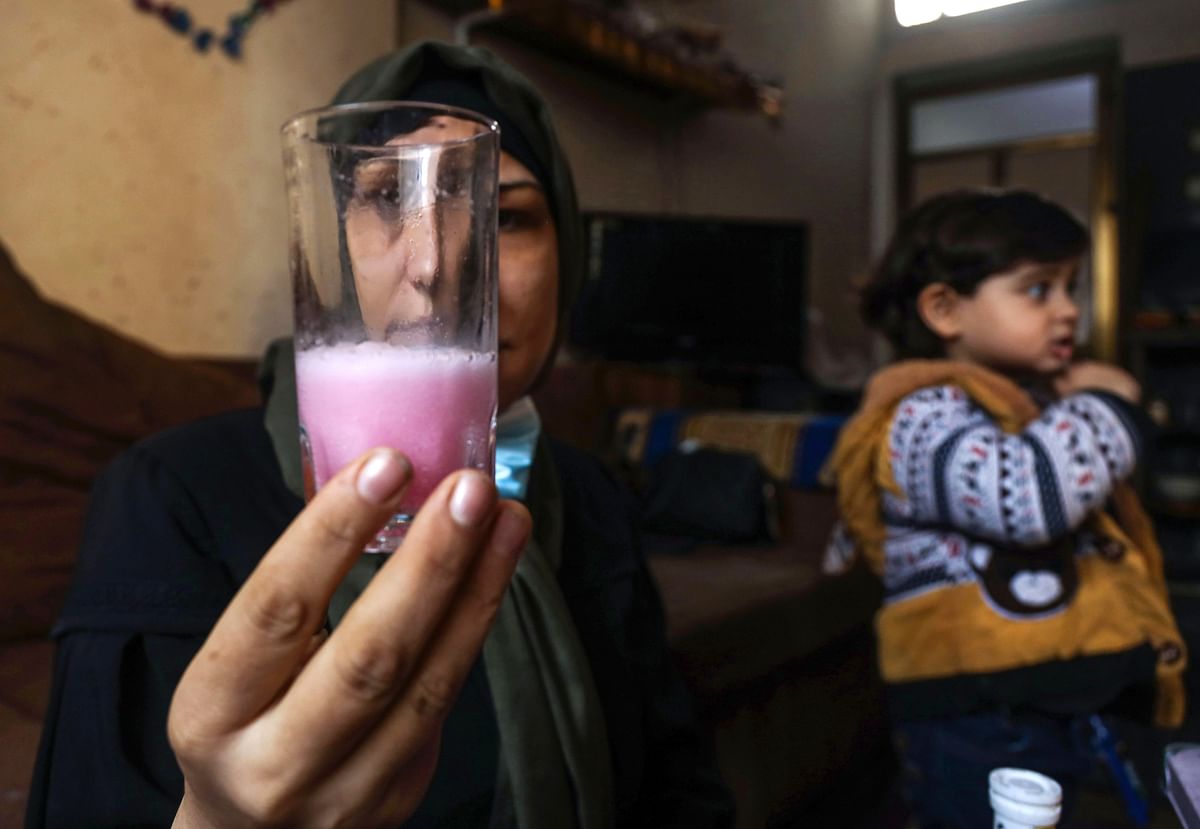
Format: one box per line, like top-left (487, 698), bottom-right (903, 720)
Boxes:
top-left (27, 408), bottom-right (734, 828)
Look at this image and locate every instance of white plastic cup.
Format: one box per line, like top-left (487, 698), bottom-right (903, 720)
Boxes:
top-left (989, 767), bottom-right (1062, 829)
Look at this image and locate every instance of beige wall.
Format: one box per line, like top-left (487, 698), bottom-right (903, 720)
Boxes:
top-left (0, 0), bottom-right (395, 357)
top-left (7, 0), bottom-right (1196, 370)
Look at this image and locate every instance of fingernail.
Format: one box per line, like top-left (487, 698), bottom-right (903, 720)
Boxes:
top-left (449, 472), bottom-right (493, 528)
top-left (356, 450), bottom-right (411, 505)
top-left (490, 508), bottom-right (530, 557)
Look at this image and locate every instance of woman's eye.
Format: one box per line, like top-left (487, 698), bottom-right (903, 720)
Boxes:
top-left (498, 208), bottom-right (526, 231)
top-left (355, 187), bottom-right (401, 214)
top-left (437, 168), bottom-right (467, 197)
top-left (1027, 282), bottom-right (1050, 301)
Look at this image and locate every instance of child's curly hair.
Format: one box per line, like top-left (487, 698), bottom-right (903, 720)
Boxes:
top-left (862, 189), bottom-right (1089, 358)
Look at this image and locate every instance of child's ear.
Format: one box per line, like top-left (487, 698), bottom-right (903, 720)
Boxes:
top-left (916, 283), bottom-right (964, 341)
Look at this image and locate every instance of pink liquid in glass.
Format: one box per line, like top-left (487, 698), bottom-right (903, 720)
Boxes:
top-left (296, 343), bottom-right (496, 548)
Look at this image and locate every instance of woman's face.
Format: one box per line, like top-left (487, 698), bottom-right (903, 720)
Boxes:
top-left (495, 151), bottom-right (559, 411)
top-left (344, 116), bottom-right (559, 412)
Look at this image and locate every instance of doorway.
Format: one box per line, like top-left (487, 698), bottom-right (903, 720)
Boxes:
top-left (895, 40), bottom-right (1119, 359)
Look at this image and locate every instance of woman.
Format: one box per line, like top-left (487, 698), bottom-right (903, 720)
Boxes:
top-left (28, 41), bottom-right (734, 828)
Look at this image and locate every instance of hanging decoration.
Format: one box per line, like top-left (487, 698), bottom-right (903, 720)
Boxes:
top-left (131, 0), bottom-right (292, 59)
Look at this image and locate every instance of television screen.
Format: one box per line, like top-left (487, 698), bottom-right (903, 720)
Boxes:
top-left (568, 214), bottom-right (808, 369)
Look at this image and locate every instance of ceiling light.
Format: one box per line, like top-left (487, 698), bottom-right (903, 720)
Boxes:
top-left (943, 0), bottom-right (1033, 16)
top-left (895, 0), bottom-right (942, 27)
top-left (896, 0), bottom-right (1035, 26)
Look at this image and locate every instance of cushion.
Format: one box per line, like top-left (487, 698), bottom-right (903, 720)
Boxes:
top-left (0, 242), bottom-right (260, 640)
top-left (611, 407), bottom-right (848, 489)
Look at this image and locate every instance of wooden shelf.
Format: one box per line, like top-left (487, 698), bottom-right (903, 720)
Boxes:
top-left (1129, 306), bottom-right (1200, 345)
top-left (1147, 499), bottom-right (1200, 521)
top-left (423, 0), bottom-right (782, 118)
top-left (1128, 325), bottom-right (1200, 347)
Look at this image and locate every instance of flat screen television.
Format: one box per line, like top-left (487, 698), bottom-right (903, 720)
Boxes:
top-left (568, 213), bottom-right (808, 370)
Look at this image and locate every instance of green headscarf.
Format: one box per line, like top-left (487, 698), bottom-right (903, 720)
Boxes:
top-left (261, 40), bottom-right (613, 829)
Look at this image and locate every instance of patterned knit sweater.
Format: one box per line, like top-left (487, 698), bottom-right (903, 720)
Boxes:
top-left (827, 360), bottom-right (1186, 726)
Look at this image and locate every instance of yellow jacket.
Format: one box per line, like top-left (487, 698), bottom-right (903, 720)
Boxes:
top-left (829, 360), bottom-right (1185, 727)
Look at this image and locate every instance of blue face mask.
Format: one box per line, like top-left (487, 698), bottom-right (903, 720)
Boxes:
top-left (495, 396), bottom-right (541, 501)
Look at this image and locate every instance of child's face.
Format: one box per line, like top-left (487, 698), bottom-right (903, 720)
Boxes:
top-left (945, 257), bottom-right (1081, 378)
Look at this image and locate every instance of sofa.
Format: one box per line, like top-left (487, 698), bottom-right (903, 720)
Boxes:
top-left (0, 242), bottom-right (890, 828)
top-left (534, 366), bottom-right (892, 827)
top-left (0, 242), bottom-right (261, 825)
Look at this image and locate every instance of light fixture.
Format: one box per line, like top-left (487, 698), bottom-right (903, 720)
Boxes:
top-left (894, 0), bottom-right (941, 27)
top-left (896, 0), bottom-right (1034, 27)
top-left (944, 0), bottom-right (1033, 15)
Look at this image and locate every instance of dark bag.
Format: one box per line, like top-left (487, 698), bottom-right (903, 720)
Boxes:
top-left (641, 446), bottom-right (777, 544)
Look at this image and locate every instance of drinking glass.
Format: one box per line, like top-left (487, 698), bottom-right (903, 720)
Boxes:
top-left (282, 102), bottom-right (499, 552)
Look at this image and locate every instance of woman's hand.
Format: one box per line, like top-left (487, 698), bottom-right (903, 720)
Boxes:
top-left (168, 449), bottom-right (529, 828)
top-left (1054, 360), bottom-right (1142, 404)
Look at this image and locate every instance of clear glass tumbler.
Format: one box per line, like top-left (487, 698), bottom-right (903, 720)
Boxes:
top-left (282, 102), bottom-right (499, 553)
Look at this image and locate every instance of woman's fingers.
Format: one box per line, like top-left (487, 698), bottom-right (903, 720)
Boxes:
top-left (258, 470), bottom-right (511, 774)
top-left (169, 456), bottom-right (527, 829)
top-left (286, 630), bottom-right (329, 685)
top-left (170, 449), bottom-right (411, 743)
top-left (306, 500), bottom-right (530, 816)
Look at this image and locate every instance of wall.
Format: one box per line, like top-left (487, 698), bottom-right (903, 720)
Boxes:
top-left (670, 0), bottom-right (883, 377)
top-left (869, 0), bottom-right (1200, 256)
top-left (11, 2), bottom-right (1192, 370)
top-left (400, 0), bottom-right (884, 382)
top-left (0, 0), bottom-right (396, 357)
top-left (416, 0), bottom-right (1200, 381)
